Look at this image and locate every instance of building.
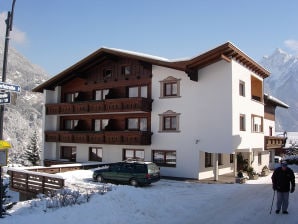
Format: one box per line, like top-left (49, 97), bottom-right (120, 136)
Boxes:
top-left (33, 42), bottom-right (287, 180)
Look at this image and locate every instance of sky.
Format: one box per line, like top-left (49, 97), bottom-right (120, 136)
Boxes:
top-left (1, 0), bottom-right (298, 76)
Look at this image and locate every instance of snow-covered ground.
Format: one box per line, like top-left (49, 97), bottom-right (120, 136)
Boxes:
top-left (2, 166), bottom-right (298, 224)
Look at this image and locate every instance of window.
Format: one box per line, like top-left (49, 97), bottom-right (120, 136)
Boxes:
top-left (240, 114), bottom-right (246, 131)
top-left (94, 89), bottom-right (109, 100)
top-left (230, 154), bottom-right (234, 163)
top-left (152, 150), bottom-right (176, 167)
top-left (103, 68), bottom-right (112, 79)
top-left (252, 115), bottom-right (263, 133)
top-left (61, 146), bottom-right (76, 162)
top-left (128, 118), bottom-right (138, 130)
top-left (218, 153), bottom-right (223, 165)
top-left (128, 86), bottom-right (148, 98)
top-left (127, 118), bottom-right (147, 131)
top-left (123, 149), bottom-right (144, 161)
top-left (89, 147), bottom-right (103, 162)
top-left (205, 152), bottom-right (212, 168)
top-left (65, 92), bottom-right (79, 103)
top-left (159, 110), bottom-right (180, 132)
top-left (121, 65), bottom-right (131, 76)
top-left (239, 80), bottom-right (245, 96)
top-left (160, 76), bottom-right (181, 98)
top-left (164, 82), bottom-right (178, 96)
top-left (94, 119), bottom-right (109, 131)
top-left (163, 116), bottom-right (177, 130)
top-left (64, 120), bottom-right (79, 130)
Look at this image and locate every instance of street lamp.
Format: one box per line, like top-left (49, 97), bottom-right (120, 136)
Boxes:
top-left (0, 0), bottom-right (16, 218)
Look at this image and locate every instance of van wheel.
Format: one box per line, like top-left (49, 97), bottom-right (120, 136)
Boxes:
top-left (97, 175), bottom-right (104, 183)
top-left (130, 179), bottom-right (138, 187)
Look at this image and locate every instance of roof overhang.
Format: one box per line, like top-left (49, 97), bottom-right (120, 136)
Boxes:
top-left (185, 42), bottom-right (270, 79)
top-left (264, 93), bottom-right (289, 109)
top-left (32, 42), bottom-right (270, 92)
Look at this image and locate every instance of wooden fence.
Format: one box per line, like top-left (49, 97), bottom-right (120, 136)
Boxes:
top-left (7, 162), bottom-right (109, 200)
top-left (8, 169), bottom-right (65, 196)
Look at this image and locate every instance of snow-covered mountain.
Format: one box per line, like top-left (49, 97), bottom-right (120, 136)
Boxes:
top-left (0, 43), bottom-right (48, 164)
top-left (261, 49), bottom-right (298, 132)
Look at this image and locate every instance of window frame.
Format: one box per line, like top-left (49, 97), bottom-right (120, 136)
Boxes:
top-left (159, 76), bottom-right (181, 98)
top-left (205, 152), bottom-right (212, 168)
top-left (127, 118), bottom-right (147, 131)
top-left (123, 149), bottom-right (144, 161)
top-left (218, 153), bottom-right (223, 166)
top-left (65, 92), bottom-right (79, 103)
top-left (239, 80), bottom-right (245, 97)
top-left (152, 150), bottom-right (176, 167)
top-left (64, 120), bottom-right (79, 131)
top-left (240, 114), bottom-right (246, 131)
top-left (61, 146), bottom-right (76, 162)
top-left (94, 89), bottom-right (109, 101)
top-left (159, 110), bottom-right (180, 132)
top-left (251, 114), bottom-right (263, 133)
top-left (121, 65), bottom-right (131, 76)
top-left (94, 119), bottom-right (109, 131)
top-left (128, 85), bottom-right (148, 98)
top-left (103, 68), bottom-right (113, 79)
top-left (89, 147), bottom-right (103, 162)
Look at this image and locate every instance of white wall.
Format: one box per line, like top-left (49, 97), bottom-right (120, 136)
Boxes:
top-left (231, 60), bottom-right (265, 151)
top-left (151, 66), bottom-right (201, 178)
top-left (151, 60), bottom-right (236, 178)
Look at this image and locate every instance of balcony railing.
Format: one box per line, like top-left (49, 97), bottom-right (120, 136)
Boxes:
top-left (265, 136), bottom-right (286, 150)
top-left (46, 98), bottom-right (152, 115)
top-left (45, 131), bottom-right (152, 145)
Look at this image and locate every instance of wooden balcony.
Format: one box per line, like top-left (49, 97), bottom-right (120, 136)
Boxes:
top-left (45, 131), bottom-right (152, 145)
top-left (46, 98), bottom-right (152, 115)
top-left (265, 136), bottom-right (286, 150)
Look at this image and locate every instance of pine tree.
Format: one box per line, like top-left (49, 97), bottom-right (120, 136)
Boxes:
top-left (23, 131), bottom-right (40, 166)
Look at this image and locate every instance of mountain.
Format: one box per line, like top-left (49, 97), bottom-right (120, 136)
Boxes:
top-left (0, 43), bottom-right (49, 164)
top-left (261, 49), bottom-right (298, 132)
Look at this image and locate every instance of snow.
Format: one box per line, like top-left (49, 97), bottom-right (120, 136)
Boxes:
top-left (2, 166), bottom-right (298, 224)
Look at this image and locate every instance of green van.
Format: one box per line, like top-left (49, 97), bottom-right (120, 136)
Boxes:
top-left (93, 161), bottom-right (160, 186)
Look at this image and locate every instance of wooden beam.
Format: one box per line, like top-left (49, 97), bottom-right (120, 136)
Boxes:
top-left (220, 54), bottom-right (231, 63)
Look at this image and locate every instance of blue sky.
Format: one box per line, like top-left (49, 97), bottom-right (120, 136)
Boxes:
top-left (1, 0), bottom-right (298, 76)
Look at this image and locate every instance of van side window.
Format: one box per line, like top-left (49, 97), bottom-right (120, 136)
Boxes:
top-left (135, 164), bottom-right (146, 173)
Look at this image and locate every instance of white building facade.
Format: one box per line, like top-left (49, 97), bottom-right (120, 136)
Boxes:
top-left (34, 42), bottom-right (287, 180)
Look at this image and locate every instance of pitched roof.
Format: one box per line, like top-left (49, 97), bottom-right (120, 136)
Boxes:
top-left (33, 42), bottom-right (270, 92)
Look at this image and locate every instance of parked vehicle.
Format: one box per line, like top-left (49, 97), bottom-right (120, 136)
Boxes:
top-left (92, 161), bottom-right (160, 186)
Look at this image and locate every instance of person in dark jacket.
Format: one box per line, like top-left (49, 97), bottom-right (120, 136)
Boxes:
top-left (271, 160), bottom-right (295, 214)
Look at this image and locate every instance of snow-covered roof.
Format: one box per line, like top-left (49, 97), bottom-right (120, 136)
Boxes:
top-left (264, 93), bottom-right (289, 108)
top-left (33, 42), bottom-right (270, 92)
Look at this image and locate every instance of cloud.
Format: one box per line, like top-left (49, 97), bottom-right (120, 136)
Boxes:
top-left (284, 39), bottom-right (298, 53)
top-left (0, 11), bottom-right (27, 45)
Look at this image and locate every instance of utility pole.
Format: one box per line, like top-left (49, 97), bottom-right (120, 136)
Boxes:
top-left (0, 0), bottom-right (16, 218)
